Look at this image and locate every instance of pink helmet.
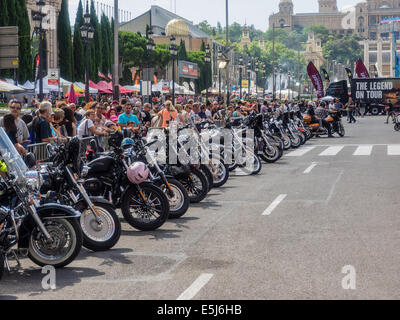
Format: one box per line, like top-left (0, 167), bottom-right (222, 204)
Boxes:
top-left (127, 162), bottom-right (149, 184)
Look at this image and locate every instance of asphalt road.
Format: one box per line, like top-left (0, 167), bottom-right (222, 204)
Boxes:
top-left (1, 115), bottom-right (400, 300)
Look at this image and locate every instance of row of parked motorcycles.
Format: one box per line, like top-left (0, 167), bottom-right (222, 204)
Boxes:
top-left (0, 107), bottom-right (344, 280)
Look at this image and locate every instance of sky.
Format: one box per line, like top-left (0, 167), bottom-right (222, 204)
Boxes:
top-left (68, 0), bottom-right (361, 31)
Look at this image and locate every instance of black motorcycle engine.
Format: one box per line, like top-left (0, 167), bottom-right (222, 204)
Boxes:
top-left (83, 178), bottom-right (104, 196)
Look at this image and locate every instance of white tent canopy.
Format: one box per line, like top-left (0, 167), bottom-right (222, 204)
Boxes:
top-left (0, 81), bottom-right (25, 93)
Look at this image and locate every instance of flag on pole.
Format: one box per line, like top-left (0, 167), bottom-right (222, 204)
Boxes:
top-left (98, 70), bottom-right (107, 79)
top-left (307, 61), bottom-right (324, 99)
top-left (345, 68), bottom-right (353, 82)
top-left (355, 58), bottom-right (370, 78)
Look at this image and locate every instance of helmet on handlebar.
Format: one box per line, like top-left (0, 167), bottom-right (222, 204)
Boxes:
top-left (126, 161), bottom-right (149, 184)
top-left (121, 138), bottom-right (135, 150)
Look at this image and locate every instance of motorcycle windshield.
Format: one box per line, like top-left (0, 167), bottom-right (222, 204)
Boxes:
top-left (0, 127), bottom-right (28, 184)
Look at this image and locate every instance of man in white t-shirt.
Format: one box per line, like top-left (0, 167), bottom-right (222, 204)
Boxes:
top-left (77, 110), bottom-right (108, 138)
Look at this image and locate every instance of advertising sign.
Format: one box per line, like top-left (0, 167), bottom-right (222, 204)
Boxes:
top-left (161, 81), bottom-right (170, 94)
top-left (48, 68), bottom-right (59, 86)
top-left (178, 61), bottom-right (199, 79)
top-left (351, 78), bottom-right (400, 105)
top-left (241, 80), bottom-right (249, 88)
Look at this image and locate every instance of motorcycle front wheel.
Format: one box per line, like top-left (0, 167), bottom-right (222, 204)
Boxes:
top-left (395, 123), bottom-right (400, 132)
top-left (122, 183), bottom-right (170, 231)
top-left (28, 218), bottom-right (82, 268)
top-left (260, 144), bottom-right (281, 163)
top-left (207, 160), bottom-right (229, 188)
top-left (160, 178), bottom-right (190, 219)
top-left (289, 134), bottom-right (301, 148)
top-left (338, 122), bottom-right (345, 137)
top-left (199, 165), bottom-right (213, 191)
top-left (281, 134), bottom-right (292, 150)
top-left (179, 168), bottom-right (209, 203)
top-left (79, 202), bottom-right (121, 252)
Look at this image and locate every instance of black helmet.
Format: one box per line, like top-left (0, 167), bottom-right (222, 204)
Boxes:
top-left (67, 137), bottom-right (82, 174)
top-left (108, 130), bottom-right (124, 149)
top-left (23, 152), bottom-right (36, 169)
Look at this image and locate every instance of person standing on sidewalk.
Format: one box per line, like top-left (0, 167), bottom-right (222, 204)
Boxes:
top-left (346, 98), bottom-right (356, 124)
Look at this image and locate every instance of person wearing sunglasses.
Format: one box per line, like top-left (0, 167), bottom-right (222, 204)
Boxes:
top-left (0, 101), bottom-right (30, 148)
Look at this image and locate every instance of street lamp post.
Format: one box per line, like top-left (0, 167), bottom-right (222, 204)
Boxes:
top-left (279, 67), bottom-right (282, 101)
top-left (204, 44), bottom-right (211, 102)
top-left (146, 29), bottom-right (155, 105)
top-left (254, 61), bottom-right (259, 99)
top-left (169, 35), bottom-right (178, 105)
top-left (218, 49), bottom-right (222, 101)
top-left (238, 56), bottom-right (243, 100)
top-left (262, 63), bottom-right (266, 98)
top-left (33, 0), bottom-right (46, 102)
top-left (80, 0), bottom-right (95, 103)
top-left (247, 60), bottom-right (251, 97)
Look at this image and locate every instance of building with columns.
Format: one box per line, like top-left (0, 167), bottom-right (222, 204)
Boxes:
top-left (269, 0), bottom-right (400, 39)
top-left (26, 0), bottom-right (62, 72)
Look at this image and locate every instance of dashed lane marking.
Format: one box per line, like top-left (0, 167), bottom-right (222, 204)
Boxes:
top-left (262, 194), bottom-right (287, 216)
top-left (177, 273), bottom-right (214, 300)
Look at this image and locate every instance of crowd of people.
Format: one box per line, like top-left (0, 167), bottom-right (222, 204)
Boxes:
top-left (0, 93), bottom-right (373, 155)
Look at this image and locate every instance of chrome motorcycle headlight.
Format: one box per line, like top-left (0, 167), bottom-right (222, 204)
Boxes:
top-left (81, 165), bottom-right (90, 178)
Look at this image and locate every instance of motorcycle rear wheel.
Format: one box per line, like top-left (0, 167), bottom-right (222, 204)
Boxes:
top-left (28, 218), bottom-right (82, 268)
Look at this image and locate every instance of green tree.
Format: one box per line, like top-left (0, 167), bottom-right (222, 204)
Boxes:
top-left (57, 0), bottom-right (73, 80)
top-left (89, 0), bottom-right (102, 82)
top-left (178, 39), bottom-right (187, 61)
top-left (8, 0), bottom-right (17, 26)
top-left (323, 35), bottom-right (362, 66)
top-left (73, 0), bottom-right (84, 82)
top-left (196, 20), bottom-right (213, 36)
top-left (16, 0), bottom-right (32, 82)
top-left (100, 13), bottom-right (112, 75)
top-left (0, 0), bottom-right (9, 27)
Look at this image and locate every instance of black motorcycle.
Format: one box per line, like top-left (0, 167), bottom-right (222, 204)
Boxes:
top-left (43, 138), bottom-right (121, 252)
top-left (123, 134), bottom-right (190, 219)
top-left (83, 131), bottom-right (170, 231)
top-left (0, 128), bottom-right (82, 274)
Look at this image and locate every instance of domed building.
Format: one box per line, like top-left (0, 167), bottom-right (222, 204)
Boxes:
top-left (165, 19), bottom-right (190, 37)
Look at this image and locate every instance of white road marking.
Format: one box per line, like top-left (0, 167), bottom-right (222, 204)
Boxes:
top-left (303, 162), bottom-right (318, 174)
top-left (286, 146), bottom-right (316, 157)
top-left (262, 194), bottom-right (287, 216)
top-left (319, 146), bottom-right (344, 156)
top-left (177, 273), bottom-right (214, 300)
top-left (353, 145), bottom-right (373, 156)
top-left (388, 145), bottom-right (400, 155)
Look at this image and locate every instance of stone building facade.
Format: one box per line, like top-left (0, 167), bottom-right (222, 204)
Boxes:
top-left (269, 0), bottom-right (400, 39)
top-left (26, 0), bottom-right (62, 72)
